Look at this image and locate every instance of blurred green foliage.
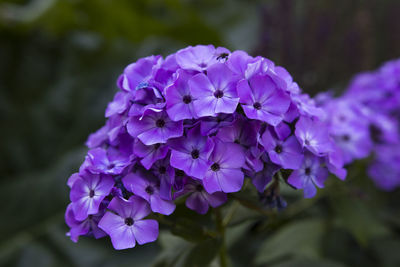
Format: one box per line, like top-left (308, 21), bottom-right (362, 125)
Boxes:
top-left (0, 0), bottom-right (400, 266)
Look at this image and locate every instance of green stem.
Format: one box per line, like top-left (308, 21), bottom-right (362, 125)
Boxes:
top-left (215, 208), bottom-right (228, 267)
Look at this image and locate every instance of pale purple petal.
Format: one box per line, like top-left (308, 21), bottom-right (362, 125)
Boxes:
top-left (132, 220), bottom-right (159, 245)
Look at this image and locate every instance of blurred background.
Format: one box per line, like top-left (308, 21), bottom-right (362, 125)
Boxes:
top-left (1, 0), bottom-right (400, 266)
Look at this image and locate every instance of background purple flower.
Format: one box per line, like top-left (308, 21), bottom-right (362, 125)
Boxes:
top-left (295, 116), bottom-right (333, 156)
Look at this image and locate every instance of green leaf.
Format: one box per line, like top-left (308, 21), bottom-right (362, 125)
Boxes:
top-left (255, 218), bottom-right (325, 265)
top-left (330, 195), bottom-right (389, 245)
top-left (153, 231), bottom-right (191, 267)
top-left (271, 258), bottom-right (346, 267)
top-left (184, 238), bottom-right (221, 267)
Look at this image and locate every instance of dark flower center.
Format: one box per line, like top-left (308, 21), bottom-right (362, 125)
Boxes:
top-left (369, 124), bottom-right (382, 143)
top-left (175, 169), bottom-right (185, 177)
top-left (183, 95), bottom-right (192, 104)
top-left (341, 134), bottom-right (350, 142)
top-left (124, 217), bottom-right (134, 226)
top-left (214, 90), bottom-right (224, 98)
top-left (145, 185), bottom-right (154, 195)
top-left (234, 139), bottom-right (240, 144)
top-left (274, 145), bottom-right (283, 154)
top-left (154, 143), bottom-right (161, 150)
top-left (191, 149), bottom-right (200, 159)
top-left (89, 190), bottom-right (95, 198)
top-left (385, 91), bottom-right (393, 98)
top-left (159, 166), bottom-right (167, 174)
top-left (88, 215), bottom-right (93, 220)
top-left (253, 102), bottom-right (262, 110)
top-left (211, 163), bottom-right (220, 172)
top-left (107, 163), bottom-right (115, 170)
top-left (199, 63), bottom-right (207, 68)
top-left (156, 119), bottom-right (166, 128)
top-left (304, 167), bottom-right (311, 176)
top-left (195, 184), bottom-right (203, 192)
top-left (305, 139), bottom-right (310, 146)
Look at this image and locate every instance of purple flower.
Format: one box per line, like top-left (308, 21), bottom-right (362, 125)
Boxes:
top-left (368, 145), bottom-right (400, 190)
top-left (287, 154), bottom-right (329, 198)
top-left (106, 114), bottom-right (128, 143)
top-left (81, 147), bottom-right (131, 175)
top-left (173, 169), bottom-right (189, 191)
top-left (169, 125), bottom-right (214, 179)
top-left (203, 139), bottom-right (245, 193)
top-left (189, 63), bottom-right (240, 117)
top-left (70, 172), bottom-right (114, 220)
top-left (325, 147), bottom-right (347, 181)
top-left (128, 87), bottom-right (165, 117)
top-left (127, 110), bottom-right (183, 145)
top-left (250, 163), bottom-right (281, 192)
top-left (216, 116), bottom-right (259, 147)
top-left (237, 74), bottom-right (290, 126)
top-left (120, 55), bottom-right (162, 92)
top-left (332, 123), bottom-right (372, 164)
top-left (67, 173), bottom-right (80, 188)
top-left (165, 70), bottom-right (197, 121)
top-left (133, 139), bottom-right (169, 170)
top-left (226, 50), bottom-right (255, 78)
top-left (98, 196), bottom-right (159, 250)
top-left (175, 45), bottom-right (218, 72)
top-left (261, 128), bottom-right (304, 169)
top-left (295, 116), bottom-right (333, 156)
top-left (150, 156), bottom-right (175, 200)
top-left (105, 91), bottom-right (133, 118)
top-left (174, 179), bottom-right (227, 214)
top-left (368, 159), bottom-right (400, 191)
top-left (86, 125), bottom-right (109, 148)
top-left (200, 113), bottom-right (236, 136)
top-left (123, 171), bottom-right (176, 215)
top-left (292, 93), bottom-right (325, 119)
top-left (65, 203), bottom-right (106, 242)
top-left (243, 147), bottom-right (264, 173)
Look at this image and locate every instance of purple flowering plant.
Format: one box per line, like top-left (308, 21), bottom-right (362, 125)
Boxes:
top-left (65, 45), bottom-right (400, 265)
top-left (317, 58), bottom-right (400, 191)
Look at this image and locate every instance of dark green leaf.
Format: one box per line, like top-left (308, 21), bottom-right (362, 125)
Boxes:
top-left (255, 219), bottom-right (325, 265)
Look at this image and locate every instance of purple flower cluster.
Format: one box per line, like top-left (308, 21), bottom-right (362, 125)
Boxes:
top-left (65, 45), bottom-right (346, 249)
top-left (317, 58), bottom-right (400, 190)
